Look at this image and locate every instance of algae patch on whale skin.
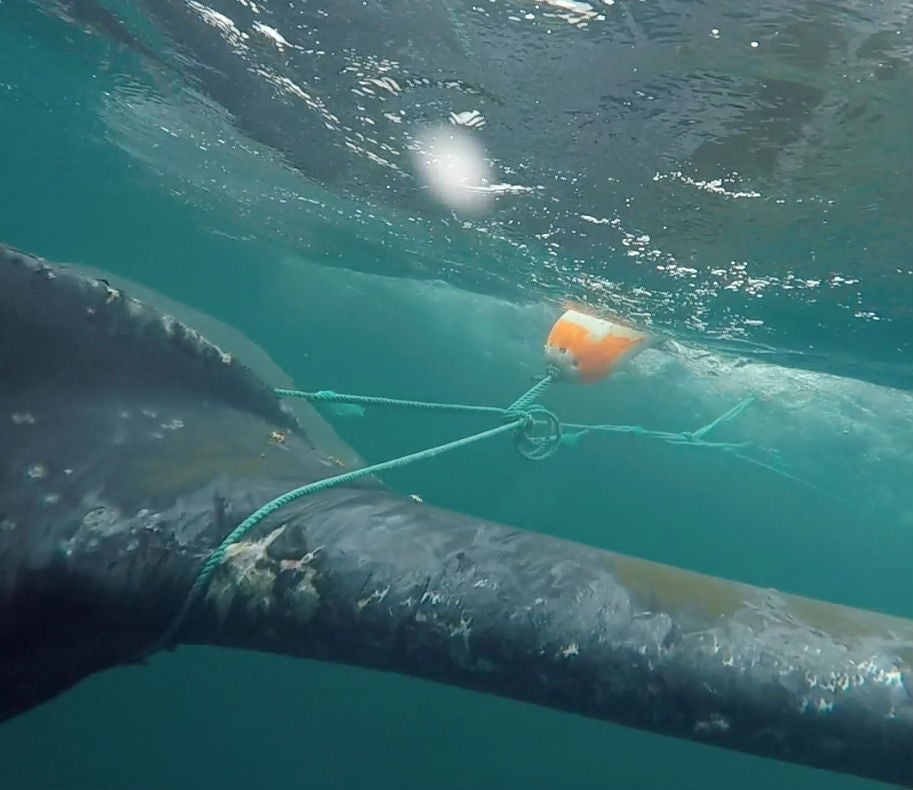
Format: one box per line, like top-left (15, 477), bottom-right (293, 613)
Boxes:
top-left (611, 552), bottom-right (913, 665)
top-left (130, 427), bottom-right (295, 499)
top-left (611, 554), bottom-right (749, 620)
top-left (785, 595), bottom-right (913, 644)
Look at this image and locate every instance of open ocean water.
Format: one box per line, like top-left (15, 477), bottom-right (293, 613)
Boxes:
top-left (0, 2), bottom-right (911, 788)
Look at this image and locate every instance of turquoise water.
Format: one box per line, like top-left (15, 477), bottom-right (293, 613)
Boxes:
top-left (1, 3), bottom-right (911, 788)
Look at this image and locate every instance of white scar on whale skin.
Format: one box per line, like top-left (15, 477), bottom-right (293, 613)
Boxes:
top-left (205, 527), bottom-right (323, 626)
top-left (207, 526), bottom-right (285, 622)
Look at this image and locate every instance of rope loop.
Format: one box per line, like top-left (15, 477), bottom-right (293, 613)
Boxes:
top-left (512, 405), bottom-right (562, 460)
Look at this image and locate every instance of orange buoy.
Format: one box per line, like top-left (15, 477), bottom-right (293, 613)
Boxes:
top-left (544, 308), bottom-right (652, 384)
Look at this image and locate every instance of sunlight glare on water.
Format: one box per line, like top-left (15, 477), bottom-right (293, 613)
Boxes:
top-left (411, 123), bottom-right (495, 215)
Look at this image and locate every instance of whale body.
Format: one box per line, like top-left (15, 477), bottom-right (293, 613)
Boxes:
top-left (1, 244), bottom-right (911, 786)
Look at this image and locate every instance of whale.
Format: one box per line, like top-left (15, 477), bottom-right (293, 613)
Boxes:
top-left (1, 244), bottom-right (911, 786)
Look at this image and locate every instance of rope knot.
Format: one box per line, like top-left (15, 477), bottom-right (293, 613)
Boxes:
top-left (508, 405), bottom-right (562, 460)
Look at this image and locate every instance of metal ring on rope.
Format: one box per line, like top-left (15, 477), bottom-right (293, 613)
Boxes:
top-left (511, 405), bottom-right (562, 460)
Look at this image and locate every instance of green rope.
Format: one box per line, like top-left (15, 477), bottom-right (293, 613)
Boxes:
top-left (561, 397), bottom-right (757, 451)
top-left (156, 376), bottom-right (778, 651)
top-left (275, 372), bottom-right (556, 418)
top-left (506, 372), bottom-right (555, 412)
top-left (727, 450), bottom-right (841, 500)
top-left (690, 396), bottom-right (756, 440)
top-left (156, 378), bottom-right (554, 648)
